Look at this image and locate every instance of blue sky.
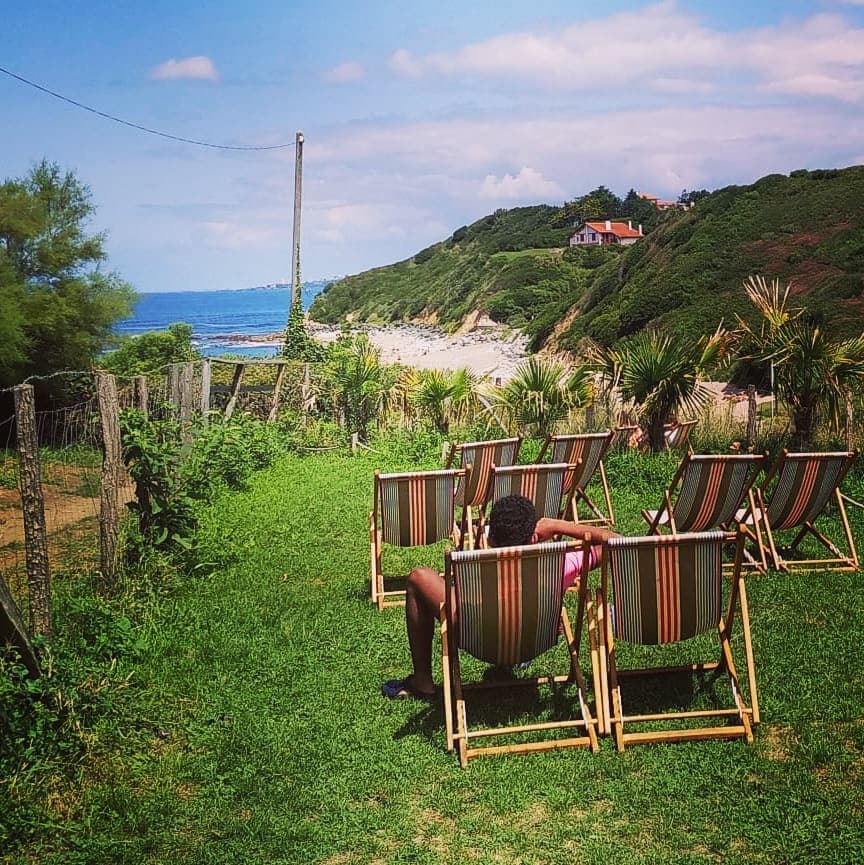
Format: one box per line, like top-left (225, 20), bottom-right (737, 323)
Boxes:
top-left (3, 1), bottom-right (864, 292)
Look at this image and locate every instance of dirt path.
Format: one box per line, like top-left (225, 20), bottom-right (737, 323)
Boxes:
top-left (0, 480), bottom-right (135, 570)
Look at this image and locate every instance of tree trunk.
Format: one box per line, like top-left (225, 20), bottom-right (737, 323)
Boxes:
top-left (791, 402), bottom-right (816, 451)
top-left (647, 416), bottom-right (666, 453)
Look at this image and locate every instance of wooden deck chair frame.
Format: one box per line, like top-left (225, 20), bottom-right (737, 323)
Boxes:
top-left (612, 424), bottom-right (640, 450)
top-left (370, 468), bottom-right (464, 610)
top-left (441, 541), bottom-right (601, 766)
top-left (537, 431), bottom-right (616, 526)
top-left (445, 437), bottom-right (522, 549)
top-left (597, 528), bottom-right (758, 750)
top-left (642, 452), bottom-right (767, 539)
top-left (738, 450), bottom-right (859, 572)
top-left (474, 462), bottom-right (579, 549)
top-left (664, 420), bottom-right (698, 452)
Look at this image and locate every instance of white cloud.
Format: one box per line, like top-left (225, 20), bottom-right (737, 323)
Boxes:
top-left (322, 62), bottom-right (365, 84)
top-left (479, 166), bottom-right (563, 200)
top-left (310, 103), bottom-right (864, 207)
top-left (150, 56), bottom-right (219, 82)
top-left (202, 221), bottom-right (278, 250)
top-left (650, 77), bottom-right (716, 95)
top-left (389, 48), bottom-right (423, 78)
top-left (762, 73), bottom-right (864, 103)
top-left (388, 3), bottom-right (864, 103)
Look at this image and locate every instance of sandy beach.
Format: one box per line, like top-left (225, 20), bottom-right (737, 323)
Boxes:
top-left (229, 323), bottom-right (771, 419)
top-left (307, 323), bottom-right (529, 382)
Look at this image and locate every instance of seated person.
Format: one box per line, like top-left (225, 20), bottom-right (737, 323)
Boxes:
top-left (382, 493), bottom-right (619, 700)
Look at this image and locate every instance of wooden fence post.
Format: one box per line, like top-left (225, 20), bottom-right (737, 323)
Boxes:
top-left (441, 441), bottom-right (452, 464)
top-left (134, 375), bottom-right (148, 417)
top-left (200, 359), bottom-right (211, 418)
top-left (0, 571), bottom-right (40, 677)
top-left (96, 372), bottom-right (122, 589)
top-left (746, 385), bottom-right (758, 445)
top-left (268, 362), bottom-right (287, 423)
top-left (224, 362), bottom-right (245, 420)
top-left (13, 384), bottom-right (51, 637)
top-left (180, 362), bottom-right (194, 429)
top-left (301, 362), bottom-right (313, 426)
top-left (167, 363), bottom-right (181, 418)
top-left (846, 391), bottom-right (855, 452)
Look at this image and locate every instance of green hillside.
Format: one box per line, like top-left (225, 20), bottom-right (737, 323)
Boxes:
top-left (309, 167), bottom-right (864, 351)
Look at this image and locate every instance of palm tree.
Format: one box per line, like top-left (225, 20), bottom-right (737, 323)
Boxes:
top-left (488, 357), bottom-right (594, 437)
top-left (600, 326), bottom-right (734, 452)
top-left (738, 275), bottom-right (864, 448)
top-left (326, 333), bottom-right (393, 441)
top-left (408, 367), bottom-right (479, 434)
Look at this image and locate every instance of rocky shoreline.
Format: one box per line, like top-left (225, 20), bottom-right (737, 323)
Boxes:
top-left (221, 322), bottom-right (530, 381)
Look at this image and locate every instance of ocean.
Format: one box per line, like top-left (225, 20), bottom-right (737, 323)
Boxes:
top-left (114, 281), bottom-right (328, 358)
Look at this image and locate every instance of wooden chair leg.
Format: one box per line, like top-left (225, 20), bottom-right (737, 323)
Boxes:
top-left (586, 593), bottom-right (605, 737)
top-left (440, 605), bottom-right (455, 752)
top-left (595, 588), bottom-right (610, 737)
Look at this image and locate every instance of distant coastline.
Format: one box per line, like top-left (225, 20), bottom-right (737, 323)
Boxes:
top-left (115, 283), bottom-right (530, 379)
top-left (115, 282), bottom-right (328, 358)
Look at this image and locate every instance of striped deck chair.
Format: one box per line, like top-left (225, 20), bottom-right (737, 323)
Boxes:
top-left (612, 424), bottom-right (641, 450)
top-left (441, 541), bottom-right (600, 766)
top-left (537, 431), bottom-right (616, 525)
top-left (642, 452), bottom-right (767, 537)
top-left (738, 450), bottom-right (859, 572)
top-left (475, 463), bottom-right (578, 548)
top-left (445, 437), bottom-right (522, 548)
top-left (370, 469), bottom-right (464, 610)
top-left (599, 529), bottom-right (758, 750)
top-left (664, 420), bottom-right (697, 452)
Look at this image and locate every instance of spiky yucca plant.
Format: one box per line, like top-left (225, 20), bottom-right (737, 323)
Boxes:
top-left (408, 367), bottom-right (479, 434)
top-left (602, 327), bottom-right (734, 452)
top-left (489, 357), bottom-right (594, 437)
top-left (738, 276), bottom-right (864, 448)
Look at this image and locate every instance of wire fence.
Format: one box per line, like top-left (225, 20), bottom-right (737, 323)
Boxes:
top-left (0, 358), bottom-right (313, 672)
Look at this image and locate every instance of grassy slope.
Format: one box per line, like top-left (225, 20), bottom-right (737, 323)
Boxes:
top-left (309, 206), bottom-right (583, 338)
top-left (33, 445), bottom-right (864, 864)
top-left (560, 166), bottom-right (864, 350)
top-left (309, 168), bottom-right (864, 351)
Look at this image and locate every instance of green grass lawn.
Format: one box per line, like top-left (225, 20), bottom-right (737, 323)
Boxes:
top-left (17, 447), bottom-right (864, 864)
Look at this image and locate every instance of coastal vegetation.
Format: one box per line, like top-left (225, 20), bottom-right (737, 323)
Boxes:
top-left (0, 161), bottom-right (135, 388)
top-left (310, 167), bottom-right (864, 356)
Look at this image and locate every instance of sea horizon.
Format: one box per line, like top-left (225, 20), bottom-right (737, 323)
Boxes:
top-left (114, 280), bottom-right (329, 358)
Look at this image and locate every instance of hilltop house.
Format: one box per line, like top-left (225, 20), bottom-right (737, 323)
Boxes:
top-left (569, 220), bottom-right (643, 246)
top-left (638, 192), bottom-right (694, 210)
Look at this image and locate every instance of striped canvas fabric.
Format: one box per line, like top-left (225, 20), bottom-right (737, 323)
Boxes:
top-left (455, 438), bottom-right (521, 508)
top-left (766, 453), bottom-right (854, 531)
top-left (551, 433), bottom-right (608, 494)
top-left (452, 542), bottom-right (570, 665)
top-left (378, 470), bottom-right (458, 547)
top-left (665, 421), bottom-right (696, 450)
top-left (671, 457), bottom-right (759, 532)
top-left (490, 464), bottom-right (569, 519)
top-left (608, 532), bottom-right (724, 645)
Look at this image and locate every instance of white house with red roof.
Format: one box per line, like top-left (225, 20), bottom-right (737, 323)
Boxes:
top-left (569, 219), bottom-right (643, 247)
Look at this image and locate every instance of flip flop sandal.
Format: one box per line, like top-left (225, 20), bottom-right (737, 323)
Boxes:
top-left (381, 677), bottom-right (436, 701)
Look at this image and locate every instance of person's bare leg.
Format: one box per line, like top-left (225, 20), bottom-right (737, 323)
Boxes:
top-left (404, 566), bottom-right (445, 694)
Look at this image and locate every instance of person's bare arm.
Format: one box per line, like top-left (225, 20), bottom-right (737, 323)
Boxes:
top-left (532, 518), bottom-right (620, 545)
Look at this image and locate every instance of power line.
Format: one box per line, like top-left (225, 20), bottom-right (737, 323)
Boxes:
top-left (0, 65), bottom-right (296, 151)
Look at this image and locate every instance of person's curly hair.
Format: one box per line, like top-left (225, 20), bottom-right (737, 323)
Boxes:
top-left (488, 494), bottom-right (537, 547)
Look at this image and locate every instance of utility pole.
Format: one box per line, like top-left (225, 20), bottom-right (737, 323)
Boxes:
top-left (290, 130), bottom-right (304, 310)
